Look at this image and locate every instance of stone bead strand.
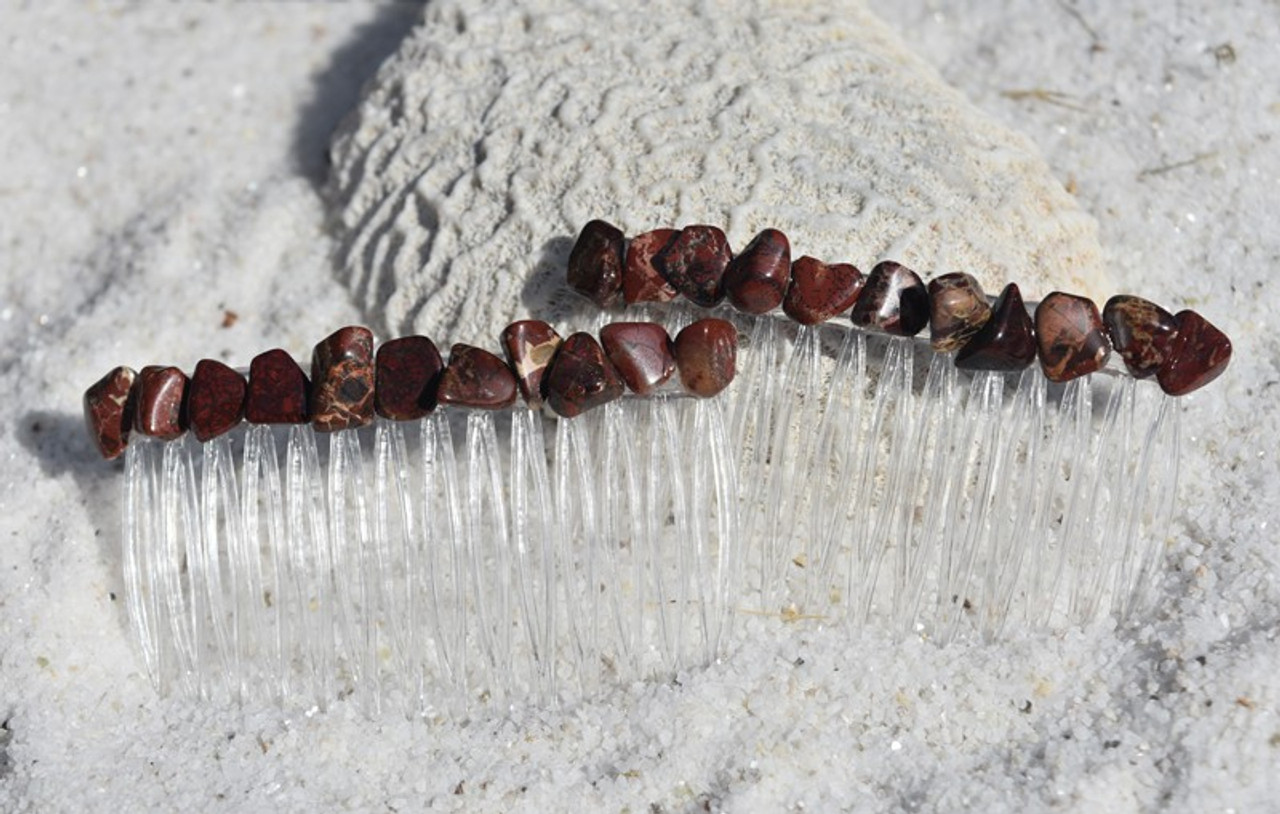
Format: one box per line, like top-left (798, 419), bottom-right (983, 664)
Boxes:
top-left (567, 219), bottom-right (1232, 398)
top-left (84, 318), bottom-right (738, 461)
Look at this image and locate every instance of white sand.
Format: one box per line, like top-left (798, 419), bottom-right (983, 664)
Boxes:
top-left (2, 2), bottom-right (1277, 811)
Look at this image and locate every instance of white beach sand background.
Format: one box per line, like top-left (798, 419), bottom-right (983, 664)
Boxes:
top-left (1, 2), bottom-right (1277, 812)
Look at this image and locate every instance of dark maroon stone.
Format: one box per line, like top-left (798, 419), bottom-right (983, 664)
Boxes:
top-left (623, 228), bottom-right (680, 305)
top-left (500, 320), bottom-right (562, 408)
top-left (723, 229), bottom-right (791, 315)
top-left (84, 366), bottom-right (137, 460)
top-left (599, 322), bottom-right (676, 395)
top-left (782, 256), bottom-right (865, 325)
top-left (133, 365), bottom-right (188, 440)
top-left (955, 283), bottom-right (1036, 372)
top-left (929, 273), bottom-right (991, 352)
top-left (673, 318), bottom-right (738, 398)
top-left (542, 332), bottom-right (624, 418)
top-left (654, 224), bottom-right (733, 307)
top-left (436, 344), bottom-right (519, 410)
top-left (1035, 292), bottom-right (1111, 383)
top-left (849, 261), bottom-right (930, 336)
top-left (375, 335), bottom-right (444, 421)
top-left (310, 326), bottom-right (375, 432)
top-left (186, 359), bottom-right (246, 442)
top-left (1103, 295), bottom-right (1178, 379)
top-left (566, 219), bottom-right (625, 308)
top-left (246, 348), bottom-right (310, 424)
top-left (1157, 310), bottom-right (1232, 396)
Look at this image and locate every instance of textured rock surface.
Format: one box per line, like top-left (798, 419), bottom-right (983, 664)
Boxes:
top-left (327, 0), bottom-right (1108, 342)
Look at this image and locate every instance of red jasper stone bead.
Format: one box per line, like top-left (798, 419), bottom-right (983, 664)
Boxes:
top-left (654, 224), bottom-right (733, 307)
top-left (436, 344), bottom-right (519, 410)
top-left (246, 349), bottom-right (310, 424)
top-left (310, 326), bottom-right (375, 432)
top-left (133, 365), bottom-right (188, 440)
top-left (599, 322), bottom-right (676, 395)
top-left (783, 256), bottom-right (865, 325)
top-left (1035, 292), bottom-right (1111, 383)
top-left (186, 359), bottom-right (246, 442)
top-left (375, 335), bottom-right (444, 421)
top-left (955, 283), bottom-right (1036, 371)
top-left (501, 320), bottom-right (563, 408)
top-left (623, 228), bottom-right (680, 305)
top-left (673, 318), bottom-right (738, 397)
top-left (83, 365), bottom-right (137, 460)
top-left (849, 261), bottom-right (930, 336)
top-left (723, 228), bottom-right (791, 315)
top-left (543, 332), bottom-right (624, 418)
top-left (1103, 295), bottom-right (1178, 379)
top-left (566, 219), bottom-right (626, 308)
top-left (929, 273), bottom-right (991, 352)
top-left (1157, 310), bottom-right (1232, 396)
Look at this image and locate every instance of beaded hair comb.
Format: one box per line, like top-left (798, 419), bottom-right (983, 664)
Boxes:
top-left (84, 318), bottom-right (741, 715)
top-left (565, 219), bottom-right (1231, 642)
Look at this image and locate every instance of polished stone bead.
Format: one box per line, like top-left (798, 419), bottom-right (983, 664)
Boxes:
top-left (1157, 310), bottom-right (1232, 396)
top-left (543, 332), bottom-right (624, 418)
top-left (186, 359), bottom-right (246, 442)
top-left (132, 365), bottom-right (188, 440)
top-left (929, 273), bottom-right (991, 352)
top-left (599, 322), bottom-right (676, 395)
top-left (673, 318), bottom-right (737, 397)
top-left (436, 344), bottom-right (519, 410)
top-left (84, 365), bottom-right (137, 460)
top-left (782, 256), bottom-right (865, 325)
top-left (246, 348), bottom-right (310, 424)
top-left (1103, 295), bottom-right (1178, 379)
top-left (723, 228), bottom-right (790, 315)
top-left (1035, 292), bottom-right (1112, 383)
top-left (955, 283), bottom-right (1036, 371)
top-left (623, 228), bottom-right (680, 304)
top-left (310, 326), bottom-right (375, 432)
top-left (566, 219), bottom-right (625, 308)
top-left (849, 261), bottom-right (930, 336)
top-left (375, 335), bottom-right (443, 421)
top-left (501, 320), bottom-right (562, 408)
top-left (654, 224), bottom-right (733, 307)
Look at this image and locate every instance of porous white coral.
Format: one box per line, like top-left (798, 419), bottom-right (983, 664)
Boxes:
top-left (327, 0), bottom-right (1109, 340)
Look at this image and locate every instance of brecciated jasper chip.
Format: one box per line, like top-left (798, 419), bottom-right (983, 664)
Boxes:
top-left (723, 228), bottom-right (790, 315)
top-left (783, 256), bottom-right (865, 325)
top-left (566, 219), bottom-right (625, 308)
top-left (654, 224), bottom-right (733, 307)
top-left (84, 365), bottom-right (137, 460)
top-left (310, 326), bottom-right (375, 432)
top-left (623, 228), bottom-right (680, 304)
top-left (954, 283), bottom-right (1036, 372)
top-left (1156, 309), bottom-right (1232, 396)
top-left (673, 318), bottom-right (738, 398)
top-left (1102, 295), bottom-right (1178, 379)
top-left (133, 365), bottom-right (188, 440)
top-left (849, 261), bottom-right (930, 336)
top-left (599, 322), bottom-right (676, 395)
top-left (186, 359), bottom-right (246, 442)
top-left (542, 332), bottom-right (624, 418)
top-left (436, 344), bottom-right (519, 410)
top-left (1035, 292), bottom-right (1111, 383)
top-left (500, 320), bottom-right (562, 408)
top-left (375, 335), bottom-right (443, 420)
top-left (928, 272), bottom-right (991, 352)
top-left (246, 348), bottom-right (310, 424)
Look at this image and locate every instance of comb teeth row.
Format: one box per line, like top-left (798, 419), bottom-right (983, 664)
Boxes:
top-left (723, 315), bottom-right (1182, 640)
top-left (123, 399), bottom-right (738, 714)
